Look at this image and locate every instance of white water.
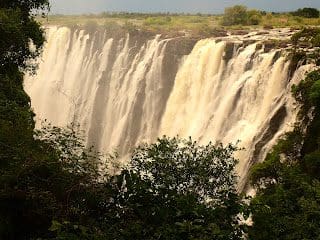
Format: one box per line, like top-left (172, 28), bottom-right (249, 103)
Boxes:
top-left (25, 26), bottom-right (310, 188)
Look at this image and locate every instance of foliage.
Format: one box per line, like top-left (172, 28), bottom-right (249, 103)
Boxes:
top-left (292, 70), bottom-right (320, 115)
top-left (249, 70), bottom-right (320, 240)
top-left (101, 137), bottom-right (245, 240)
top-left (0, 0), bottom-right (49, 72)
top-left (0, 1), bottom-right (109, 239)
top-left (123, 21), bottom-right (139, 33)
top-left (39, 13), bottom-right (221, 35)
top-left (291, 27), bottom-right (320, 47)
top-left (0, 123), bottom-right (111, 239)
top-left (2, 133), bottom-right (244, 240)
top-left (292, 8), bottom-right (320, 18)
top-left (38, 12), bottom-right (320, 34)
top-left (35, 123), bottom-right (109, 181)
top-left (247, 10), bottom-right (262, 25)
top-left (144, 16), bottom-right (172, 26)
top-left (130, 137), bottom-right (239, 206)
top-left (221, 5), bottom-right (262, 26)
top-left (222, 5), bottom-right (248, 26)
top-left (289, 28), bottom-right (320, 77)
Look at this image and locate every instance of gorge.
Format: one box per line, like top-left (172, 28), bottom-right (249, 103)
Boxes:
top-left (25, 26), bottom-right (311, 189)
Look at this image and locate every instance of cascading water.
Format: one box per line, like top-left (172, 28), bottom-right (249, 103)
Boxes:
top-left (25, 26), bottom-right (311, 189)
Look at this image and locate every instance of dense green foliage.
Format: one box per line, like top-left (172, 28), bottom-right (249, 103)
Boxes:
top-left (222, 5), bottom-right (262, 26)
top-left (222, 5), bottom-right (247, 26)
top-left (0, 0), bottom-right (49, 70)
top-left (0, 1), bottom-right (106, 238)
top-left (292, 8), bottom-right (320, 18)
top-left (99, 137), bottom-right (244, 240)
top-left (249, 29), bottom-right (320, 240)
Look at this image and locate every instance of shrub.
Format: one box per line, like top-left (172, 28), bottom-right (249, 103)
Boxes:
top-left (292, 8), bottom-right (320, 18)
top-left (222, 5), bottom-right (248, 26)
top-left (247, 10), bottom-right (262, 25)
top-left (222, 5), bottom-right (262, 26)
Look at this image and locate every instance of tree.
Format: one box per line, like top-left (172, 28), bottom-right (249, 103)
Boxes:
top-left (292, 8), bottom-right (320, 18)
top-left (0, 0), bottom-right (49, 71)
top-left (0, 1), bottom-right (111, 239)
top-left (0, 123), bottom-right (112, 239)
top-left (222, 5), bottom-right (248, 26)
top-left (222, 5), bottom-right (262, 26)
top-left (0, 1), bottom-right (51, 238)
top-left (247, 10), bottom-right (262, 25)
top-left (103, 137), bottom-right (245, 239)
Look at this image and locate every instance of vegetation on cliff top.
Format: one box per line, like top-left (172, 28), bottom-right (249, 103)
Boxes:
top-left (37, 7), bottom-right (320, 37)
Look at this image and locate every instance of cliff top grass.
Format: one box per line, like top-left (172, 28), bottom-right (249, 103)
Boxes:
top-left (37, 12), bottom-right (320, 37)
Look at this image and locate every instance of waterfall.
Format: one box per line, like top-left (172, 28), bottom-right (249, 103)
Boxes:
top-left (25, 26), bottom-right (310, 188)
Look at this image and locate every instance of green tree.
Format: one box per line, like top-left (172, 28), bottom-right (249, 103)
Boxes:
top-left (222, 5), bottom-right (262, 26)
top-left (0, 1), bottom-right (110, 239)
top-left (222, 5), bottom-right (248, 26)
top-left (247, 10), bottom-right (262, 25)
top-left (292, 8), bottom-right (320, 18)
top-left (0, 0), bottom-right (49, 71)
top-left (0, 123), bottom-right (112, 239)
top-left (0, 1), bottom-right (49, 238)
top-left (103, 137), bottom-right (245, 240)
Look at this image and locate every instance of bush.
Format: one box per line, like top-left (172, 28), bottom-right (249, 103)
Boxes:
top-left (144, 16), bottom-right (172, 26)
top-left (247, 10), bottom-right (262, 25)
top-left (103, 136), bottom-right (245, 239)
top-left (292, 8), bottom-right (320, 18)
top-left (222, 5), bottom-right (248, 26)
top-left (222, 5), bottom-right (262, 26)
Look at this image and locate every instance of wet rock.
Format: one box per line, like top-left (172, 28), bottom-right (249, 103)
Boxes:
top-left (230, 30), bottom-right (250, 35)
top-left (263, 25), bottom-right (274, 30)
top-left (223, 42), bottom-right (235, 62)
top-left (264, 40), bottom-right (277, 52)
top-left (255, 31), bottom-right (270, 35)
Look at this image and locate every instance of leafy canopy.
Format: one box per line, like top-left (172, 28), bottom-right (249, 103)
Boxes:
top-left (222, 5), bottom-right (262, 26)
top-left (102, 136), bottom-right (245, 240)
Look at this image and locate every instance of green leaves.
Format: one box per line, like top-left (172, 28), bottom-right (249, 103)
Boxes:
top-left (103, 136), bottom-right (244, 239)
top-left (222, 5), bottom-right (262, 26)
top-left (48, 221), bottom-right (62, 232)
top-left (292, 8), bottom-right (320, 18)
top-left (129, 136), bottom-right (239, 206)
top-left (222, 5), bottom-right (248, 26)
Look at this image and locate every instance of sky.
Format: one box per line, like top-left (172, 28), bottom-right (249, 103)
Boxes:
top-left (49, 0), bottom-right (320, 14)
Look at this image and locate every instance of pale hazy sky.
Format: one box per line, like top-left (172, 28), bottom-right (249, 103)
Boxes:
top-left (50, 0), bottom-right (320, 14)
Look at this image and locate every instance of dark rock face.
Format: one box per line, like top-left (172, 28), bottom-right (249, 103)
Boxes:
top-left (230, 30), bottom-right (250, 36)
top-left (241, 105), bottom-right (288, 191)
top-left (224, 42), bottom-right (236, 62)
